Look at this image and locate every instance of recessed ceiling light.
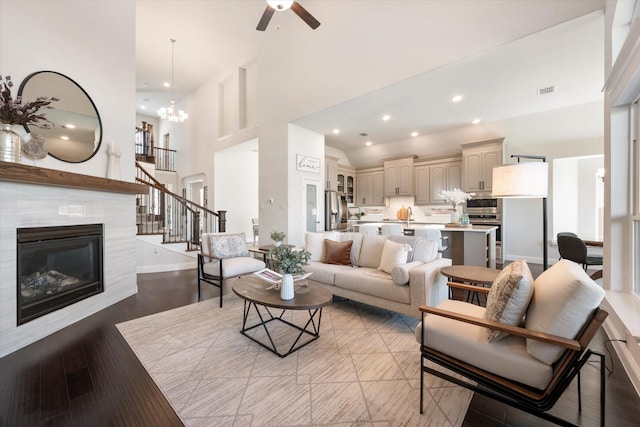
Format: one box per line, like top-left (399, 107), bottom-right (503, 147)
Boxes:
top-left (140, 105), bottom-right (147, 110)
top-left (163, 82), bottom-right (170, 88)
top-left (411, 131), bottom-right (418, 137)
top-left (472, 118), bottom-right (481, 124)
top-left (332, 128), bottom-right (340, 134)
top-left (141, 97), bottom-right (150, 102)
top-left (382, 115), bottom-right (390, 121)
top-left (366, 141), bottom-right (372, 146)
top-left (451, 94), bottom-right (463, 103)
top-left (63, 123), bottom-right (76, 129)
top-left (60, 136), bottom-right (69, 140)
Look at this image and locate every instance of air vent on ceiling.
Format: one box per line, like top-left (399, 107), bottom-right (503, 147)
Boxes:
top-left (537, 85), bottom-right (557, 95)
top-left (359, 132), bottom-right (369, 137)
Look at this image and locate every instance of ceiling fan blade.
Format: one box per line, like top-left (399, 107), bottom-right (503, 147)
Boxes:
top-left (291, 1), bottom-right (320, 29)
top-left (256, 6), bottom-right (275, 31)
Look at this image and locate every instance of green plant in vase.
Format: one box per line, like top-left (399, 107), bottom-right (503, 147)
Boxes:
top-left (271, 244), bottom-right (311, 300)
top-left (270, 230), bottom-right (286, 247)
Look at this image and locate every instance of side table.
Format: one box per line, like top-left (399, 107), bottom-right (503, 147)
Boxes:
top-left (440, 265), bottom-right (500, 305)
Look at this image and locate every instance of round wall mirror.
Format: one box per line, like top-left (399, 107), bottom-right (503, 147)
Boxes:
top-left (18, 71), bottom-right (102, 163)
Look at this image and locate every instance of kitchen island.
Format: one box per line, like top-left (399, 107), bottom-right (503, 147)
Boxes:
top-left (353, 221), bottom-right (497, 268)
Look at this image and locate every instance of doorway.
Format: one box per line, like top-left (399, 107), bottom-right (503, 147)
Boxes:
top-left (304, 179), bottom-right (321, 232)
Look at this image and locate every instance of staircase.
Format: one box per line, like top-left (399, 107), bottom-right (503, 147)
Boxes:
top-left (135, 161), bottom-right (226, 251)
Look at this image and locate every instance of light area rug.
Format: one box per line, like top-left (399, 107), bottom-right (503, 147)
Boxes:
top-left (116, 288), bottom-right (472, 427)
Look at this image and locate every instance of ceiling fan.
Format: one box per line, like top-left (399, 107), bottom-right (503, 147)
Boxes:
top-left (257, 0), bottom-right (320, 31)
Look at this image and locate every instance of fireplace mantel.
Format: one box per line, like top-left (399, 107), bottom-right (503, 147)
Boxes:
top-left (0, 161), bottom-right (147, 194)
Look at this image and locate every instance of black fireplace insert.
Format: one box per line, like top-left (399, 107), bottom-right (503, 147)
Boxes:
top-left (17, 224), bottom-right (104, 325)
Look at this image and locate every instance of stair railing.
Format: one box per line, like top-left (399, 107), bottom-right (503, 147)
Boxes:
top-left (135, 162), bottom-right (226, 250)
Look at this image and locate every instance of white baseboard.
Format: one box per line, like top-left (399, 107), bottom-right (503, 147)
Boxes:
top-left (137, 261), bottom-right (197, 274)
top-left (602, 317), bottom-right (640, 398)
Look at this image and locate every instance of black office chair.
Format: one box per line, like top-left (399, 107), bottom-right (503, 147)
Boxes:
top-left (557, 233), bottom-right (603, 272)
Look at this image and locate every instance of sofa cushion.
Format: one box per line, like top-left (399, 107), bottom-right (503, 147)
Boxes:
top-left (391, 261), bottom-right (423, 285)
top-left (338, 232), bottom-right (364, 266)
top-left (335, 267), bottom-right (410, 304)
top-left (379, 240), bottom-right (412, 273)
top-left (484, 260), bottom-right (534, 342)
top-left (304, 261), bottom-right (353, 285)
top-left (305, 231), bottom-right (339, 261)
top-left (388, 235), bottom-right (420, 262)
top-left (321, 239), bottom-right (353, 265)
top-left (525, 259), bottom-right (605, 365)
top-left (358, 235), bottom-right (389, 268)
top-left (411, 238), bottom-right (439, 263)
top-left (416, 299), bottom-right (553, 390)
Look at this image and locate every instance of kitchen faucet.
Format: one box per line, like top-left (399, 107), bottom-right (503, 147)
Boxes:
top-left (406, 206), bottom-right (412, 226)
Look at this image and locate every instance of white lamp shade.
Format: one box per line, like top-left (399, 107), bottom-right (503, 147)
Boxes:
top-left (492, 162), bottom-right (548, 198)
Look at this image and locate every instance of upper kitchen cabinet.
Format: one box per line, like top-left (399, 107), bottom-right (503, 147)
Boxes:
top-left (325, 155), bottom-right (339, 191)
top-left (384, 157), bottom-right (415, 196)
top-left (356, 167), bottom-right (384, 206)
top-left (414, 155), bottom-right (462, 205)
top-left (337, 165), bottom-right (356, 203)
top-left (461, 139), bottom-right (504, 194)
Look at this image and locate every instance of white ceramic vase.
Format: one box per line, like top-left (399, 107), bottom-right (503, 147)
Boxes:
top-left (280, 273), bottom-right (294, 300)
top-left (274, 241), bottom-right (282, 247)
top-left (450, 210), bottom-right (459, 224)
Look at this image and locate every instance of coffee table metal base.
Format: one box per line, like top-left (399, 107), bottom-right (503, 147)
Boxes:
top-left (240, 300), bottom-right (324, 357)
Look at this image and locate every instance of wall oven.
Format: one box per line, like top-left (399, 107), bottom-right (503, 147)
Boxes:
top-left (465, 198), bottom-right (503, 261)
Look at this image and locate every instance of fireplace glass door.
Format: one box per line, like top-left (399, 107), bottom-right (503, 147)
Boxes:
top-left (17, 224), bottom-right (104, 325)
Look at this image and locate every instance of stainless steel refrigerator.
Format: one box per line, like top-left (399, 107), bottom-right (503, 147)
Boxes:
top-left (325, 190), bottom-right (348, 231)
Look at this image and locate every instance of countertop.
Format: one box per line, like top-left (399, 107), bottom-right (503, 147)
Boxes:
top-left (353, 221), bottom-right (497, 233)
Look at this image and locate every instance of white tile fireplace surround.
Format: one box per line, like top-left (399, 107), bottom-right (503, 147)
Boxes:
top-left (0, 170), bottom-right (143, 358)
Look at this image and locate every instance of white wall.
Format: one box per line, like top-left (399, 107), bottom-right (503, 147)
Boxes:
top-left (214, 139), bottom-right (259, 239)
top-left (0, 0), bottom-right (136, 181)
top-left (288, 124), bottom-right (325, 246)
top-left (502, 135), bottom-right (604, 264)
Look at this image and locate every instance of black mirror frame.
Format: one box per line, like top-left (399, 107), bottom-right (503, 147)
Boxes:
top-left (17, 71), bottom-right (103, 163)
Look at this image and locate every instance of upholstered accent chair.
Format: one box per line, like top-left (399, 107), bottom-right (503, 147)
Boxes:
top-left (358, 224), bottom-right (379, 235)
top-left (198, 232), bottom-right (265, 306)
top-left (416, 260), bottom-right (608, 426)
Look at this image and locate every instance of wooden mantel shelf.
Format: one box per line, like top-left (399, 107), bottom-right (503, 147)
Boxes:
top-left (0, 161), bottom-right (148, 194)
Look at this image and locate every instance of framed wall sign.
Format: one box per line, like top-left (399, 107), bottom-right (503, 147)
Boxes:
top-left (296, 154), bottom-right (321, 173)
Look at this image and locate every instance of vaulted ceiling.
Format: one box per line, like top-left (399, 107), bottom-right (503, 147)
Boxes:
top-left (136, 0), bottom-right (605, 166)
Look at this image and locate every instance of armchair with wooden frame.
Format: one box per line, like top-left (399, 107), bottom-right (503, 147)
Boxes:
top-left (416, 259), bottom-right (608, 427)
top-left (198, 232), bottom-right (265, 307)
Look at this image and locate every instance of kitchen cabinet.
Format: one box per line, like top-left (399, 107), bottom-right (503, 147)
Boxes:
top-left (414, 157), bottom-right (462, 205)
top-left (337, 165), bottom-right (356, 204)
top-left (384, 158), bottom-right (414, 196)
top-left (461, 139), bottom-right (503, 193)
top-left (356, 167), bottom-right (384, 206)
top-left (325, 155), bottom-right (338, 191)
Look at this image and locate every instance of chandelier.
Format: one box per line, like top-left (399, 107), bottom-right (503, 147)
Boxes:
top-left (158, 38), bottom-right (188, 123)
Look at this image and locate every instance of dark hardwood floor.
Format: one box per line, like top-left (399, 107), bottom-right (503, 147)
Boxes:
top-left (0, 267), bottom-right (638, 426)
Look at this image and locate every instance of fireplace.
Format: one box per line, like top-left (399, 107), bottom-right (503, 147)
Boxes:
top-left (17, 224), bottom-right (104, 325)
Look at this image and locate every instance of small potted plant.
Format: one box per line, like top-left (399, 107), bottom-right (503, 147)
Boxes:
top-left (270, 230), bottom-right (286, 247)
top-left (271, 244), bottom-right (311, 300)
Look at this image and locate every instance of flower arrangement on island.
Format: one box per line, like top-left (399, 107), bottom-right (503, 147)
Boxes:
top-left (439, 188), bottom-right (476, 210)
top-left (0, 75), bottom-right (59, 128)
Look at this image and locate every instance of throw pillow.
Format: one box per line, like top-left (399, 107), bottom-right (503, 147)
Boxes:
top-left (378, 239), bottom-right (412, 274)
top-left (321, 239), bottom-right (353, 265)
top-left (483, 260), bottom-right (535, 342)
top-left (209, 233), bottom-right (249, 258)
top-left (305, 231), bottom-right (339, 262)
top-left (390, 260), bottom-right (423, 285)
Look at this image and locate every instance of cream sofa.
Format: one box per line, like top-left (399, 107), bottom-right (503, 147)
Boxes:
top-left (302, 231), bottom-right (451, 318)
